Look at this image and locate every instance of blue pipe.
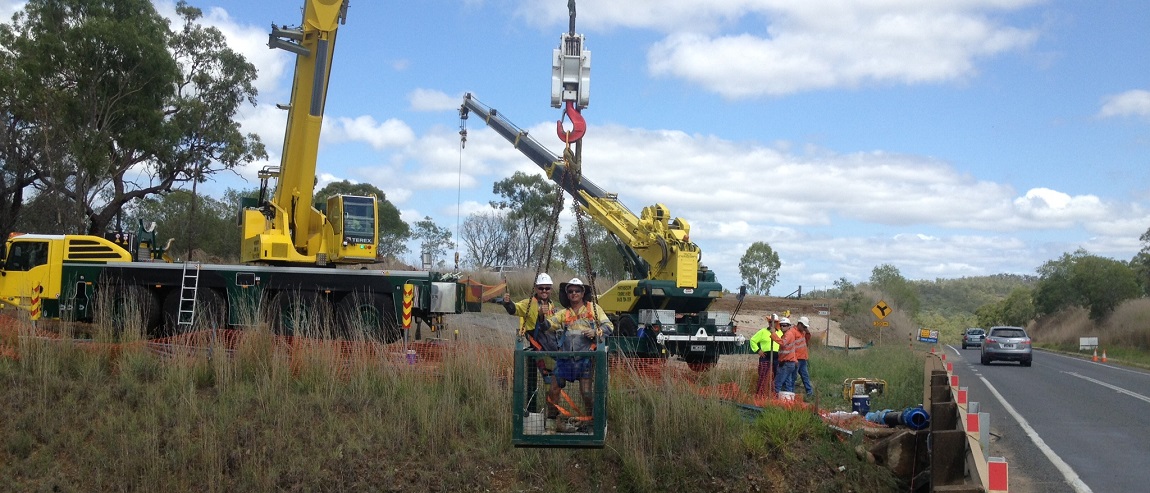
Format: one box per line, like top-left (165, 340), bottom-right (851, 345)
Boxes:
top-left (865, 406), bottom-right (930, 431)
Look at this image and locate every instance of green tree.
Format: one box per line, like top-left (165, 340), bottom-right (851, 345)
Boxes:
top-left (123, 189), bottom-right (239, 262)
top-left (459, 211), bottom-right (514, 269)
top-left (869, 263), bottom-right (921, 317)
top-left (0, 0), bottom-right (264, 238)
top-left (833, 277), bottom-right (870, 317)
top-left (1072, 256), bottom-right (1140, 321)
top-left (1034, 249), bottom-right (1141, 321)
top-left (490, 171), bottom-right (560, 267)
top-left (1131, 227), bottom-right (1150, 295)
top-left (555, 220), bottom-right (630, 283)
top-left (975, 286), bottom-right (1035, 328)
top-left (315, 180), bottom-right (410, 259)
top-left (1033, 249), bottom-right (1089, 316)
top-left (413, 216), bottom-right (453, 269)
top-left (738, 241), bottom-right (781, 295)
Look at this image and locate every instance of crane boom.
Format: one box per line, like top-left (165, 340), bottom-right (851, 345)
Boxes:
top-left (460, 94), bottom-right (706, 288)
top-left (272, 0), bottom-right (344, 252)
top-left (241, 0), bottom-right (379, 266)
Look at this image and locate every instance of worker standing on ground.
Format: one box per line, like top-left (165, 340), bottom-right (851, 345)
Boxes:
top-left (503, 273), bottom-right (558, 416)
top-left (748, 313), bottom-right (783, 397)
top-left (770, 317), bottom-right (803, 395)
top-left (544, 278), bottom-right (613, 428)
top-left (790, 316), bottom-right (814, 397)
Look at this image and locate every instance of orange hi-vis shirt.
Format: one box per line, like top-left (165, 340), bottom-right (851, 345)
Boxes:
top-left (795, 330), bottom-right (810, 360)
top-left (771, 327), bottom-right (805, 363)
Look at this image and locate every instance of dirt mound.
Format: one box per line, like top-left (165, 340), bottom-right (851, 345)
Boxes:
top-left (710, 295), bottom-right (831, 316)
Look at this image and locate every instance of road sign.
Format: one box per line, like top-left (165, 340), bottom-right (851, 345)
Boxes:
top-left (918, 328), bottom-right (939, 344)
top-left (818, 310), bottom-right (830, 316)
top-left (873, 321), bottom-right (890, 327)
top-left (871, 300), bottom-right (892, 320)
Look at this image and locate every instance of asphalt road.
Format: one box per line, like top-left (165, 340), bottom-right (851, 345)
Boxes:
top-left (943, 345), bottom-right (1150, 493)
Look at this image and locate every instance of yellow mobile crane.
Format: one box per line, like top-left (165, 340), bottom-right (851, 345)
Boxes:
top-left (1, 0), bottom-right (463, 341)
top-left (461, 95), bottom-right (744, 369)
top-left (241, 0), bottom-right (377, 266)
top-left (460, 2), bottom-right (743, 369)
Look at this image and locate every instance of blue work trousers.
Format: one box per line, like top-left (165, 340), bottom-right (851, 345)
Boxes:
top-left (788, 359), bottom-right (812, 394)
top-left (774, 361), bottom-right (797, 393)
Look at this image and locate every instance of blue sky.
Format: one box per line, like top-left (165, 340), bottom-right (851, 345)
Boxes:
top-left (5, 0), bottom-right (1149, 294)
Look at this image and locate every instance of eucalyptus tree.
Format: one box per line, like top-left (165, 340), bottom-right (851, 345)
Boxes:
top-left (0, 0), bottom-right (265, 238)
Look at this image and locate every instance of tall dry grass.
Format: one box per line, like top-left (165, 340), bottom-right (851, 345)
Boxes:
top-left (0, 303), bottom-right (923, 491)
top-left (1028, 299), bottom-right (1150, 366)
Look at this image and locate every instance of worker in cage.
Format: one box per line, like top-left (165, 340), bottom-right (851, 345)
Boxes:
top-left (503, 273), bottom-right (559, 417)
top-left (543, 278), bottom-right (612, 431)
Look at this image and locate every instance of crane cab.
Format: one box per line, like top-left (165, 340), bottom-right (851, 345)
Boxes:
top-left (325, 194), bottom-right (378, 263)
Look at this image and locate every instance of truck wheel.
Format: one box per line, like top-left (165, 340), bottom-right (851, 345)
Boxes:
top-left (615, 314), bottom-right (638, 337)
top-left (336, 292), bottom-right (400, 343)
top-left (101, 285), bottom-right (160, 337)
top-left (162, 288), bottom-right (227, 336)
top-left (273, 292), bottom-right (333, 338)
top-left (684, 353), bottom-right (719, 372)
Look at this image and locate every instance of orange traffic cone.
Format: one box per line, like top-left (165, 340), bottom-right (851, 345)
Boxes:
top-left (1092, 348), bottom-right (1098, 362)
top-left (1102, 350), bottom-right (1108, 363)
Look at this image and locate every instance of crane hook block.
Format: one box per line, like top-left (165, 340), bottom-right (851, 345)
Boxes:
top-left (556, 101), bottom-right (586, 143)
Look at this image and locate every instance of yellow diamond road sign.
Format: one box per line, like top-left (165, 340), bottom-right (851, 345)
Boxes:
top-left (871, 300), bottom-right (892, 320)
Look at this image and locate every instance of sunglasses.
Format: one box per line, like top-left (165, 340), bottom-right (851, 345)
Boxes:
top-left (536, 286), bottom-right (552, 291)
top-left (566, 289), bottom-right (583, 294)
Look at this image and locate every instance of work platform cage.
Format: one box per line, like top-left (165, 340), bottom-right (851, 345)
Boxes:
top-left (511, 340), bottom-right (609, 448)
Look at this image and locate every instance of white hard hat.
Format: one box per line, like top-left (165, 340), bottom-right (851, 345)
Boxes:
top-left (771, 313), bottom-right (780, 321)
top-left (779, 317), bottom-right (792, 326)
top-left (535, 273), bottom-right (553, 285)
top-left (567, 277), bottom-right (584, 287)
top-left (798, 316), bottom-right (810, 327)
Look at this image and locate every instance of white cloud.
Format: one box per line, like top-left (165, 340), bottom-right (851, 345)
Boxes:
top-left (1011, 188), bottom-right (1107, 226)
top-left (0, 0), bottom-right (23, 21)
top-left (409, 89), bottom-right (463, 112)
top-left (1097, 89), bottom-right (1150, 119)
top-left (323, 116), bottom-right (416, 150)
top-left (516, 0), bottom-right (1040, 98)
top-left (443, 113), bottom-right (1136, 287)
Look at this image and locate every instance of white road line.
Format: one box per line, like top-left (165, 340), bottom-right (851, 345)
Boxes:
top-left (1064, 372), bottom-right (1150, 404)
top-left (1039, 350), bottom-right (1150, 376)
top-left (978, 374), bottom-right (1094, 493)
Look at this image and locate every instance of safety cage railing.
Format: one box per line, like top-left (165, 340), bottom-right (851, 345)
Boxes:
top-left (511, 340), bottom-right (608, 448)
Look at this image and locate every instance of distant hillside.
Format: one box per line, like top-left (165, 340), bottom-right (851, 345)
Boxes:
top-left (914, 273), bottom-right (1037, 317)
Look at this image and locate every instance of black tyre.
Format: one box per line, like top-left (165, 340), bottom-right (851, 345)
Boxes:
top-left (272, 291), bottom-right (334, 338)
top-left (981, 354), bottom-right (991, 365)
top-left (100, 285), bottom-right (161, 337)
top-left (684, 353), bottom-right (719, 372)
top-left (1021, 359), bottom-right (1032, 367)
top-left (162, 288), bottom-right (227, 336)
top-left (336, 292), bottom-right (399, 343)
top-left (615, 314), bottom-right (638, 337)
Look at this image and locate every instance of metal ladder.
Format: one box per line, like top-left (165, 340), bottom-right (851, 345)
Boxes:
top-left (177, 262), bottom-right (201, 327)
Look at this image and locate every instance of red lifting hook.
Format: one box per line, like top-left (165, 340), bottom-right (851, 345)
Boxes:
top-left (556, 100), bottom-right (586, 143)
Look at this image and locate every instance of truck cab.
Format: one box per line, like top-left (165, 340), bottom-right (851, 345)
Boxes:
top-left (1, 234), bottom-right (133, 319)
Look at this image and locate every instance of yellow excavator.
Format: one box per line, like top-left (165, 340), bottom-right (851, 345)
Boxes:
top-left (241, 0), bottom-right (378, 266)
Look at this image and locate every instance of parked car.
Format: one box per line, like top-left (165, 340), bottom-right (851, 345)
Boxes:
top-left (981, 326), bottom-right (1032, 366)
top-left (961, 328), bottom-right (986, 349)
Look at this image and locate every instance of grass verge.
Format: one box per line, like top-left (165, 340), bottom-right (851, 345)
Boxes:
top-left (0, 316), bottom-right (930, 491)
